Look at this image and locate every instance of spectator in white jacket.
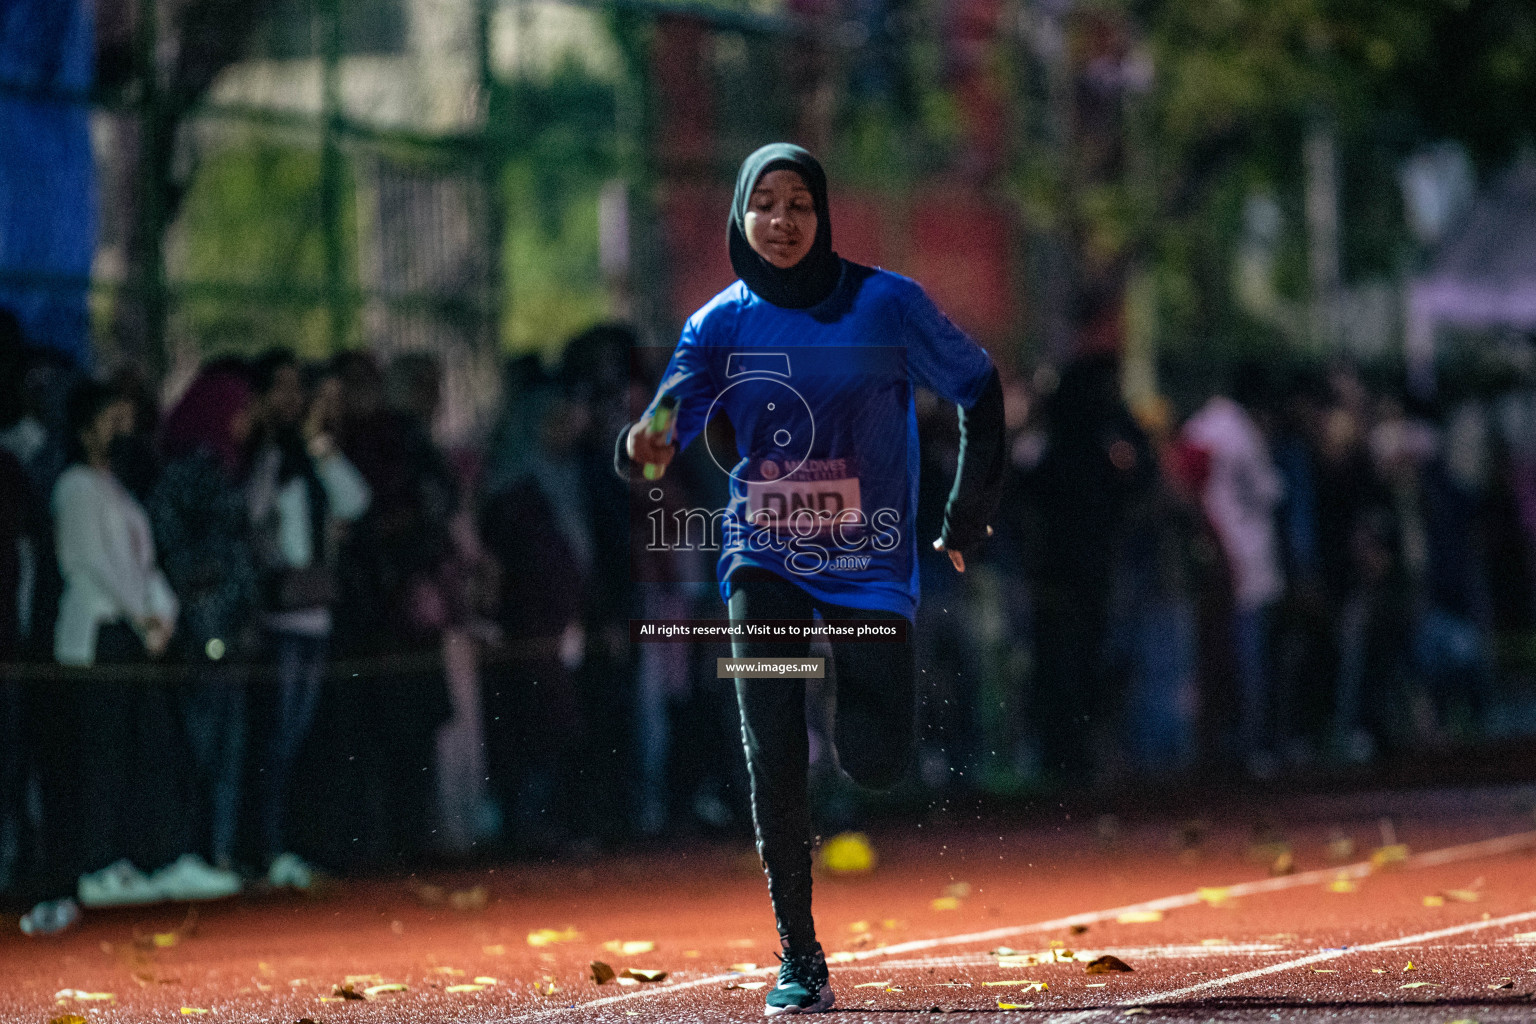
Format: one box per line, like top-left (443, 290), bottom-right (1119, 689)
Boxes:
top-left (53, 387), bottom-right (177, 667)
top-left (24, 381), bottom-right (241, 938)
top-left (1182, 370), bottom-right (1285, 775)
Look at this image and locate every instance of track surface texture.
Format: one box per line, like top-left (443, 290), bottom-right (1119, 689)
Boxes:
top-left (5, 787), bottom-right (1536, 1023)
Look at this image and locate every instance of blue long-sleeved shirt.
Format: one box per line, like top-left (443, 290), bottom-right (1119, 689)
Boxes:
top-left (642, 263), bottom-right (993, 620)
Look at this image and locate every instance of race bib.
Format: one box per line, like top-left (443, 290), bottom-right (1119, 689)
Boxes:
top-left (745, 457), bottom-right (863, 537)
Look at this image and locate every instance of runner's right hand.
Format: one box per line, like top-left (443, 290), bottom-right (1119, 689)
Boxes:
top-left (626, 414), bottom-right (677, 475)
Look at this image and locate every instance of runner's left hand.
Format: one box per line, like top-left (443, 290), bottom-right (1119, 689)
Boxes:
top-left (932, 525), bottom-right (991, 574)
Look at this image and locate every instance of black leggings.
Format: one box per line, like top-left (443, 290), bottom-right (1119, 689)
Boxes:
top-left (728, 569), bottom-right (914, 952)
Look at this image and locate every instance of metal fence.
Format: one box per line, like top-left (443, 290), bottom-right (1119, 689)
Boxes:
top-left (4, 0), bottom-right (1025, 438)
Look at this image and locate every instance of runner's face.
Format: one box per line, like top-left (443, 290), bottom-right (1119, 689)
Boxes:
top-left (744, 170), bottom-right (817, 270)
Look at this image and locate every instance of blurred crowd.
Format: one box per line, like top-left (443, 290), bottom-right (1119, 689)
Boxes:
top-left (987, 352), bottom-right (1536, 786)
top-left (3, 304), bottom-right (1536, 930)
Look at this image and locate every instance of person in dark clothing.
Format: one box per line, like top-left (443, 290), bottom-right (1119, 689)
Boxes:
top-left (0, 311), bottom-right (32, 897)
top-left (149, 369), bottom-right (262, 875)
top-left (0, 444), bottom-right (28, 897)
top-left (617, 143), bottom-right (1006, 1016)
top-left (480, 376), bottom-right (595, 854)
top-left (327, 350), bottom-right (453, 868)
top-left (1007, 352), bottom-right (1156, 784)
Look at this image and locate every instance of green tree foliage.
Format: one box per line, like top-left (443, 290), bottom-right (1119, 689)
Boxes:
top-left (488, 58), bottom-right (620, 353)
top-left (1127, 0), bottom-right (1536, 353)
top-left (169, 140), bottom-right (357, 358)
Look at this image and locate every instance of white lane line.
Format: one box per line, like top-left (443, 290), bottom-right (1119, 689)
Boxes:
top-left (507, 828), bottom-right (1536, 1021)
top-left (1043, 909), bottom-right (1536, 1024)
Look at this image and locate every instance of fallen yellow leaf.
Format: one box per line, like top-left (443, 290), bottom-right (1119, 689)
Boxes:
top-left (474, 977), bottom-right (497, 985)
top-left (829, 951), bottom-right (858, 963)
top-left (602, 940), bottom-right (656, 956)
top-left (854, 981), bottom-right (892, 989)
top-left (432, 967), bottom-right (466, 976)
top-left (1085, 955), bottom-right (1134, 974)
top-left (49, 1016), bottom-right (88, 1024)
top-left (527, 927), bottom-right (581, 947)
top-left (1404, 962), bottom-right (1417, 971)
top-left (445, 984), bottom-right (486, 994)
top-left (1371, 844), bottom-right (1409, 870)
top-left (1197, 887), bottom-right (1231, 907)
top-left (1399, 981), bottom-right (1438, 989)
top-left (996, 1002), bottom-right (1033, 1010)
top-left (1442, 889), bottom-right (1480, 903)
top-left (1327, 876), bottom-right (1357, 894)
top-left (820, 832), bottom-right (877, 874)
top-left (996, 955), bottom-right (1040, 967)
top-left (154, 933), bottom-right (179, 948)
top-left (1117, 910), bottom-right (1163, 924)
top-left (363, 983), bottom-right (407, 997)
top-left (931, 897), bottom-right (961, 911)
top-left (729, 963), bottom-right (757, 972)
top-left (178, 1009), bottom-right (209, 1016)
top-left (1124, 1009), bottom-right (1150, 1016)
top-left (982, 980), bottom-right (1042, 987)
top-left (725, 980), bottom-right (767, 990)
top-left (1424, 895), bottom-right (1445, 906)
top-left (54, 991), bottom-right (114, 1002)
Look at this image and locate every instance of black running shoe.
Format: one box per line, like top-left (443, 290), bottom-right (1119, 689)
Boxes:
top-left (764, 943), bottom-right (834, 1016)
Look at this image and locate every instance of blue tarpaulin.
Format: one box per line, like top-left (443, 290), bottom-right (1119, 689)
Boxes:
top-left (0, 0), bottom-right (95, 368)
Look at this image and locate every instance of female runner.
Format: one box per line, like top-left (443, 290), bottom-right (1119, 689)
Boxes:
top-left (619, 142), bottom-right (1005, 1015)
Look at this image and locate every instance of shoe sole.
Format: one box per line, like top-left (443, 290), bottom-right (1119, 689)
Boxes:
top-left (764, 986), bottom-right (835, 1016)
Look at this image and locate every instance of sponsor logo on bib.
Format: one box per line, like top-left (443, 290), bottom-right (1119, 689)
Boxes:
top-left (745, 458), bottom-right (862, 538)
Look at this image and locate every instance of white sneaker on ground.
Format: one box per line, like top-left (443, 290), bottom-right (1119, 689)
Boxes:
top-left (20, 897), bottom-right (81, 935)
top-left (150, 853), bottom-right (243, 901)
top-left (78, 859), bottom-right (160, 907)
top-left (266, 852), bottom-right (315, 890)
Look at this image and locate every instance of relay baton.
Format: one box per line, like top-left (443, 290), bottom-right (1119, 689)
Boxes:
top-left (642, 395), bottom-right (678, 480)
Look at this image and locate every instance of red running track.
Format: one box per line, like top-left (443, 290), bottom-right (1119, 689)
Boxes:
top-left (3, 788), bottom-right (1536, 1023)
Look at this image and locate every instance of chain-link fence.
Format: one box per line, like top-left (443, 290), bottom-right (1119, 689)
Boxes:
top-left (1, 0), bottom-right (1025, 443)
